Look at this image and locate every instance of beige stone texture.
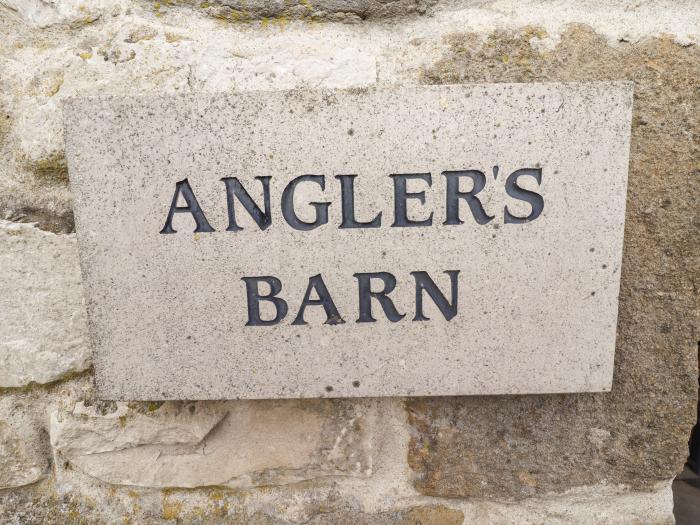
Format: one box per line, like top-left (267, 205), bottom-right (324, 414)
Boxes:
top-left (0, 393), bottom-right (49, 488)
top-left (51, 399), bottom-right (371, 488)
top-left (0, 220), bottom-right (90, 387)
top-left (65, 83), bottom-right (631, 400)
top-left (0, 0), bottom-right (697, 522)
top-left (0, 475), bottom-right (676, 524)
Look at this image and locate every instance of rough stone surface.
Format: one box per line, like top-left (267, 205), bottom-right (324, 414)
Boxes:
top-left (303, 505), bottom-right (464, 524)
top-left (1, 0), bottom-right (440, 27)
top-left (50, 399), bottom-right (371, 487)
top-left (0, 220), bottom-right (90, 387)
top-left (0, 0), bottom-right (697, 522)
top-left (407, 26), bottom-right (699, 499)
top-left (0, 393), bottom-right (49, 488)
top-left (0, 477), bottom-right (675, 524)
top-left (2, 1), bottom-right (698, 235)
top-left (65, 83), bottom-right (630, 400)
top-left (184, 0), bottom-right (439, 24)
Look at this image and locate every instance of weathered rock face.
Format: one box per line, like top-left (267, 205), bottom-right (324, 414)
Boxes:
top-left (303, 505), bottom-right (465, 524)
top-left (0, 393), bottom-right (49, 488)
top-left (0, 220), bottom-right (90, 387)
top-left (51, 399), bottom-right (371, 488)
top-left (0, 0), bottom-right (698, 523)
top-left (407, 26), bottom-right (700, 498)
top-left (2, 0), bottom-right (439, 27)
top-left (184, 0), bottom-right (439, 23)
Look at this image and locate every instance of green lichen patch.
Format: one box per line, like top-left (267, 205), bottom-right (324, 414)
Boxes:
top-left (168, 0), bottom-right (436, 24)
top-left (0, 202), bottom-right (75, 234)
top-left (26, 152), bottom-right (69, 186)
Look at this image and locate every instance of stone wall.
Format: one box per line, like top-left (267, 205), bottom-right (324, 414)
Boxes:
top-left (1, 1), bottom-right (698, 523)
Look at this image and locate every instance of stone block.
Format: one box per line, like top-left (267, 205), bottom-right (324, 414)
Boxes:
top-left (65, 83), bottom-right (631, 400)
top-left (50, 399), bottom-right (371, 488)
top-left (0, 220), bottom-right (90, 387)
top-left (0, 394), bottom-right (49, 489)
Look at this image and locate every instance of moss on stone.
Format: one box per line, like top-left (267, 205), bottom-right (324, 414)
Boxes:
top-left (175, 0), bottom-right (436, 24)
top-left (26, 152), bottom-right (69, 186)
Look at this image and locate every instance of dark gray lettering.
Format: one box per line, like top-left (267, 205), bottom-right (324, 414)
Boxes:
top-left (292, 274), bottom-right (344, 325)
top-left (281, 175), bottom-right (330, 230)
top-left (241, 276), bottom-right (288, 326)
top-left (443, 170), bottom-right (494, 225)
top-left (221, 176), bottom-right (272, 231)
top-left (390, 173), bottom-right (433, 227)
top-left (353, 272), bottom-right (405, 323)
top-left (160, 179), bottom-right (215, 234)
top-left (411, 270), bottom-right (460, 321)
top-left (504, 168), bottom-right (544, 224)
top-left (336, 175), bottom-right (382, 229)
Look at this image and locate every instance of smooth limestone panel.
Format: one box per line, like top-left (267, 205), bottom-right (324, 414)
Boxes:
top-left (64, 83), bottom-right (632, 400)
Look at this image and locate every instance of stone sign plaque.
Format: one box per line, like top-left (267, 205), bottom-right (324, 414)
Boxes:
top-left (65, 83), bottom-right (633, 400)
